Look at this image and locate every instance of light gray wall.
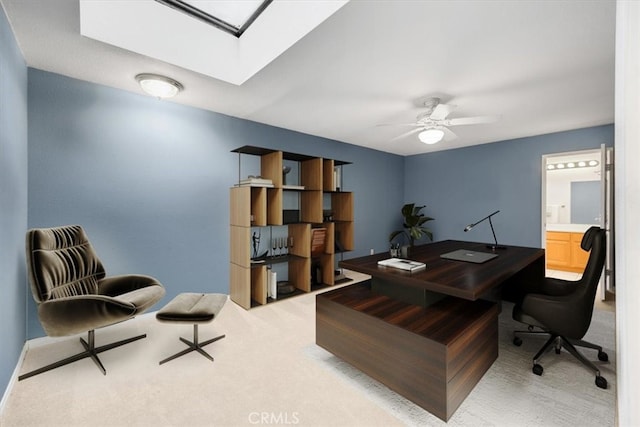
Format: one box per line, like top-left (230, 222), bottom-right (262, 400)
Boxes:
top-left (0, 5), bottom-right (29, 394)
top-left (404, 125), bottom-right (614, 247)
top-left (26, 69), bottom-right (405, 338)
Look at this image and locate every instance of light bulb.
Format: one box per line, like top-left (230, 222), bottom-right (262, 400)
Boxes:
top-left (418, 128), bottom-right (445, 144)
top-left (136, 74), bottom-right (183, 98)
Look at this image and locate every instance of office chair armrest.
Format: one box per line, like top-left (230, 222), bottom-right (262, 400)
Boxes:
top-left (540, 277), bottom-right (578, 296)
top-left (98, 274), bottom-right (164, 297)
top-left (37, 295), bottom-right (137, 337)
top-left (521, 292), bottom-right (580, 332)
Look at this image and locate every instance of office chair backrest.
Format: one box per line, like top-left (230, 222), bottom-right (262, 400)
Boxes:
top-left (567, 226), bottom-right (606, 338)
top-left (26, 225), bottom-right (106, 303)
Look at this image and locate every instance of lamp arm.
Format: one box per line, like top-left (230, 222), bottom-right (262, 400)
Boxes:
top-left (488, 216), bottom-right (499, 247)
top-left (463, 210), bottom-right (506, 250)
top-left (470, 210), bottom-right (500, 228)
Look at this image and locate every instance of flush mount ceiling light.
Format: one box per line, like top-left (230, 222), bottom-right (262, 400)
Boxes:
top-left (135, 73), bottom-right (183, 98)
top-left (418, 128), bottom-right (445, 145)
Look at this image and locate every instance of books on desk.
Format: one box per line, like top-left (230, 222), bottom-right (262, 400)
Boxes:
top-left (378, 258), bottom-right (426, 272)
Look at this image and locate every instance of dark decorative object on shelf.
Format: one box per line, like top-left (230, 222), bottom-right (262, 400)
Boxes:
top-left (282, 165), bottom-right (292, 185)
top-left (252, 230), bottom-right (261, 259)
top-left (277, 281), bottom-right (295, 295)
top-left (283, 210), bottom-right (300, 224)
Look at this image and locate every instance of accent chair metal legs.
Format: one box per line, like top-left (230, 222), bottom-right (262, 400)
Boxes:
top-left (19, 330), bottom-right (146, 381)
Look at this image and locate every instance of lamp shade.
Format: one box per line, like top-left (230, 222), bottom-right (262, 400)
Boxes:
top-left (418, 128), bottom-right (445, 144)
top-left (135, 74), bottom-right (183, 98)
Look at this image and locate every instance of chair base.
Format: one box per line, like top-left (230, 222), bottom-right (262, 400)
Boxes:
top-left (513, 328), bottom-right (609, 389)
top-left (159, 324), bottom-right (225, 365)
top-left (19, 330), bottom-right (146, 381)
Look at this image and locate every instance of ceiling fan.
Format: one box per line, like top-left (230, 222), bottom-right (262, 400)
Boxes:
top-left (386, 97), bottom-right (499, 144)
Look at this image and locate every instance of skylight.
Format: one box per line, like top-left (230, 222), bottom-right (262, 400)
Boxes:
top-left (155, 0), bottom-right (272, 37)
top-left (79, 0), bottom-right (349, 85)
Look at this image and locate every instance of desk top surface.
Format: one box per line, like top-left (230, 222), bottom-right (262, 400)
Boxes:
top-left (339, 240), bottom-right (544, 300)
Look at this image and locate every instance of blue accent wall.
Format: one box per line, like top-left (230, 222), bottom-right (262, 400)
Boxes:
top-left (27, 69), bottom-right (405, 338)
top-left (0, 6), bottom-right (28, 396)
top-left (404, 125), bottom-right (614, 247)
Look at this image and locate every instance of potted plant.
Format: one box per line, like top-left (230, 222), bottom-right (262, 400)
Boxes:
top-left (389, 203), bottom-right (434, 250)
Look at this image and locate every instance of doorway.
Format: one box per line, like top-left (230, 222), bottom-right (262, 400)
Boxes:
top-left (541, 145), bottom-right (614, 301)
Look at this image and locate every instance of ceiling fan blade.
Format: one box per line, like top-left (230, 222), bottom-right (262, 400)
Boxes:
top-left (391, 127), bottom-right (423, 141)
top-left (442, 127), bottom-right (458, 140)
top-left (430, 103), bottom-right (456, 120)
top-left (446, 115), bottom-right (500, 126)
top-left (376, 123), bottom-right (422, 127)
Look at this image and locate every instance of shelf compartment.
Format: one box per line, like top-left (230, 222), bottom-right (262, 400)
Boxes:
top-left (230, 225), bottom-right (251, 268)
top-left (301, 191), bottom-right (323, 223)
top-left (323, 159), bottom-right (336, 191)
top-left (301, 158), bottom-right (323, 191)
top-left (230, 186), bottom-right (267, 227)
top-left (331, 192), bottom-right (353, 221)
top-left (323, 222), bottom-right (335, 254)
top-left (335, 221), bottom-right (354, 252)
top-left (267, 188), bottom-right (283, 225)
top-left (288, 223), bottom-right (311, 258)
top-left (318, 253), bottom-right (335, 286)
top-left (230, 187), bottom-right (250, 227)
top-left (289, 257), bottom-right (311, 292)
top-left (251, 266), bottom-right (268, 306)
top-left (261, 151), bottom-right (283, 187)
top-left (230, 263), bottom-right (251, 310)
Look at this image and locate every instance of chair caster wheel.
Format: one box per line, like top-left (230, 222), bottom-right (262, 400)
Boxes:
top-left (513, 337), bottom-right (522, 346)
top-left (532, 364), bottom-right (543, 376)
top-left (598, 351), bottom-right (609, 362)
top-left (596, 375), bottom-right (608, 389)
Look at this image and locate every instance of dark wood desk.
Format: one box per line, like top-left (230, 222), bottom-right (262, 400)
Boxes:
top-left (316, 240), bottom-right (544, 421)
top-left (340, 240), bottom-right (545, 302)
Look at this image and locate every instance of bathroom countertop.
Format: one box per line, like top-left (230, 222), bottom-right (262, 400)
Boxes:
top-left (546, 223), bottom-right (598, 233)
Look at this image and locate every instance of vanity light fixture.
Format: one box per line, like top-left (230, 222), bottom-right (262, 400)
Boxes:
top-left (546, 159), bottom-right (599, 170)
top-left (418, 128), bottom-right (445, 144)
top-left (135, 73), bottom-right (183, 98)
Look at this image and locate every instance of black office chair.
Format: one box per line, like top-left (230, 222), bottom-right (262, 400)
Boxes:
top-left (512, 226), bottom-right (609, 389)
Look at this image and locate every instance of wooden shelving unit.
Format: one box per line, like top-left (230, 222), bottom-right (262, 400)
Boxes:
top-left (229, 146), bottom-right (353, 309)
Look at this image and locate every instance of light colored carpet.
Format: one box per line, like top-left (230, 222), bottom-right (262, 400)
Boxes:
top-left (0, 274), bottom-right (616, 426)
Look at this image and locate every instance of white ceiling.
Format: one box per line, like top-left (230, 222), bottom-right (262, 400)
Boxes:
top-left (1, 0), bottom-right (616, 156)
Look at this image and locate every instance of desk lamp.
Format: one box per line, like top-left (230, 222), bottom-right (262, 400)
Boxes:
top-left (464, 210), bottom-right (507, 250)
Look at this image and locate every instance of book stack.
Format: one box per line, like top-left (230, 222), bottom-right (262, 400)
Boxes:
top-left (236, 177), bottom-right (274, 187)
top-left (311, 228), bottom-right (327, 257)
top-left (377, 258), bottom-right (426, 272)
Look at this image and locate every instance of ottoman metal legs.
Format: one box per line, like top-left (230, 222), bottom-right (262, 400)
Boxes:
top-left (156, 293), bottom-right (227, 365)
top-left (159, 324), bottom-right (225, 365)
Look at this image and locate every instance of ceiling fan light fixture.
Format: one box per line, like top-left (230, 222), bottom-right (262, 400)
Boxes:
top-left (135, 73), bottom-right (183, 98)
top-left (418, 128), bottom-right (445, 144)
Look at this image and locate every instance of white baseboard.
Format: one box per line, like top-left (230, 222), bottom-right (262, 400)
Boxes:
top-left (0, 342), bottom-right (28, 416)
